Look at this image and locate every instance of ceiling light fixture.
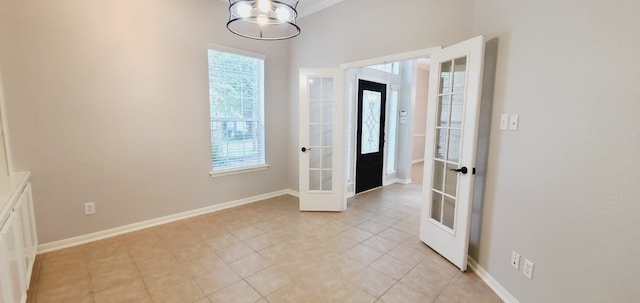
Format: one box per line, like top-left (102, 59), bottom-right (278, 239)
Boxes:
top-left (227, 0), bottom-right (300, 41)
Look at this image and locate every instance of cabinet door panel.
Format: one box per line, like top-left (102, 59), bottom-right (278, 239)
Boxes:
top-left (17, 184), bottom-right (37, 281)
top-left (0, 212), bottom-right (26, 303)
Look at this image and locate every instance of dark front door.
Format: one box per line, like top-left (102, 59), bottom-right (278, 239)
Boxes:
top-left (356, 79), bottom-right (387, 193)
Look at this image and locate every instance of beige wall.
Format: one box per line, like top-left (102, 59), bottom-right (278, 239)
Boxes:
top-left (471, 0), bottom-right (640, 301)
top-left (0, 0), bottom-right (292, 244)
top-left (412, 66), bottom-right (428, 162)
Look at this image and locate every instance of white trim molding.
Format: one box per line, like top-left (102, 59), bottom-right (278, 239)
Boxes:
top-left (397, 178), bottom-right (412, 185)
top-left (467, 257), bottom-right (521, 303)
top-left (38, 189), bottom-right (297, 254)
top-left (209, 164), bottom-right (270, 178)
top-left (340, 46), bottom-right (442, 69)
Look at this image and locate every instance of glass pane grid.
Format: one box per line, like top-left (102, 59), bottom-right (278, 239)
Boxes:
top-left (386, 90), bottom-right (399, 174)
top-left (429, 57), bottom-right (466, 232)
top-left (308, 76), bottom-right (334, 192)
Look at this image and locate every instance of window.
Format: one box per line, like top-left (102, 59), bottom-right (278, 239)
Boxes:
top-left (386, 89), bottom-right (399, 173)
top-left (368, 62), bottom-right (400, 75)
top-left (208, 46), bottom-right (266, 173)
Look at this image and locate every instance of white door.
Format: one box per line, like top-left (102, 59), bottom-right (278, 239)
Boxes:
top-left (420, 36), bottom-right (485, 270)
top-left (299, 69), bottom-right (345, 211)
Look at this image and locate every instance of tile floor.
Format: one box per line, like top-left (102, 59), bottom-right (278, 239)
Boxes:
top-left (27, 164), bottom-right (502, 303)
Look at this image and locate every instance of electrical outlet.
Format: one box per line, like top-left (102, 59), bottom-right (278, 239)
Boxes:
top-left (84, 202), bottom-right (96, 215)
top-left (523, 258), bottom-right (534, 279)
top-left (508, 114), bottom-right (519, 130)
top-left (500, 114), bottom-right (509, 130)
top-left (510, 251), bottom-right (521, 270)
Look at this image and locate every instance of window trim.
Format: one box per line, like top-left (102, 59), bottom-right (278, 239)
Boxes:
top-left (207, 43), bottom-right (266, 61)
top-left (207, 44), bottom-right (268, 175)
top-left (209, 164), bottom-right (270, 178)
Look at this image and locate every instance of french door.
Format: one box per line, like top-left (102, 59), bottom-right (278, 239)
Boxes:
top-left (298, 69), bottom-right (345, 211)
top-left (420, 36), bottom-right (485, 271)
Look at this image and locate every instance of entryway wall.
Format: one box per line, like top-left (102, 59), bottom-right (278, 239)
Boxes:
top-left (344, 59), bottom-right (429, 198)
top-left (411, 63), bottom-right (429, 164)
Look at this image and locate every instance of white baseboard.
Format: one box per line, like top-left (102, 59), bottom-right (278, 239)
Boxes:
top-left (383, 178), bottom-right (398, 186)
top-left (397, 178), bottom-right (412, 184)
top-left (38, 189), bottom-right (297, 254)
top-left (382, 178), bottom-right (412, 186)
top-left (285, 189), bottom-right (299, 197)
top-left (467, 257), bottom-right (521, 303)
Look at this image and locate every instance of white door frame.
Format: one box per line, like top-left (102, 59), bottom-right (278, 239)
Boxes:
top-left (340, 46), bottom-right (442, 203)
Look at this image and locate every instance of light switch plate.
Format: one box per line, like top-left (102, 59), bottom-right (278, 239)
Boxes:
top-left (523, 258), bottom-right (534, 279)
top-left (84, 202), bottom-right (96, 215)
top-left (500, 114), bottom-right (509, 130)
top-left (508, 114), bottom-right (519, 130)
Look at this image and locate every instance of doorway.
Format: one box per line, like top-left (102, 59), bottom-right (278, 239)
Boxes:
top-left (355, 79), bottom-right (387, 193)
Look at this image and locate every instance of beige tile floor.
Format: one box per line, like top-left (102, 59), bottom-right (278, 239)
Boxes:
top-left (27, 164), bottom-right (502, 303)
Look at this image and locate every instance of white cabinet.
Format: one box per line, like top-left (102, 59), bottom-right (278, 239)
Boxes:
top-left (0, 175), bottom-right (35, 303)
top-left (17, 183), bottom-right (37, 285)
top-left (0, 211), bottom-right (27, 303)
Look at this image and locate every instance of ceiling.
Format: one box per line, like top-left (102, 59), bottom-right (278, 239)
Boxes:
top-left (295, 0), bottom-right (344, 18)
top-left (220, 0), bottom-right (345, 18)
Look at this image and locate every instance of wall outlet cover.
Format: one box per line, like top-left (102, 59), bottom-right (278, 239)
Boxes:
top-left (511, 251), bottom-right (521, 270)
top-left (84, 202), bottom-right (96, 215)
top-left (508, 114), bottom-right (519, 130)
top-left (500, 114), bottom-right (509, 130)
top-left (523, 258), bottom-right (534, 279)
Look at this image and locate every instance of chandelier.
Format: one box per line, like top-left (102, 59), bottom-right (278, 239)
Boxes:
top-left (227, 0), bottom-right (301, 40)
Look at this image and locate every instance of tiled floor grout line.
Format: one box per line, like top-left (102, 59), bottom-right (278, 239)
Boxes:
top-left (28, 172), bottom-right (502, 303)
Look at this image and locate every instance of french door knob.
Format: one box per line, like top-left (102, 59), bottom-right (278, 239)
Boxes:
top-left (450, 166), bottom-right (468, 174)
top-left (301, 147), bottom-right (311, 152)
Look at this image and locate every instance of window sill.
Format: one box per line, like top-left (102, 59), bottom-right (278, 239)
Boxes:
top-left (209, 164), bottom-right (270, 178)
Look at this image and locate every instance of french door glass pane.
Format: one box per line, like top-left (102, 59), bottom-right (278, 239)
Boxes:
top-left (438, 95), bottom-right (450, 126)
top-left (445, 163), bottom-right (459, 196)
top-left (361, 90), bottom-right (382, 154)
top-left (322, 126), bottom-right (333, 146)
top-left (447, 129), bottom-right (461, 162)
top-left (322, 78), bottom-right (334, 99)
top-left (451, 94), bottom-right (464, 127)
top-left (435, 128), bottom-right (447, 159)
top-left (452, 57), bottom-right (467, 93)
top-left (433, 160), bottom-right (445, 191)
top-left (431, 192), bottom-right (443, 221)
top-left (309, 78), bottom-right (321, 100)
top-left (309, 149), bottom-right (321, 169)
top-left (439, 61), bottom-right (452, 94)
top-left (308, 77), bottom-right (333, 191)
top-left (321, 170), bottom-right (332, 191)
top-left (443, 196), bottom-right (456, 229)
top-left (429, 56), bottom-right (468, 231)
top-left (310, 102), bottom-right (322, 123)
top-left (309, 125), bottom-right (321, 146)
top-left (322, 147), bottom-right (333, 168)
top-left (322, 102), bottom-right (333, 123)
top-left (309, 170), bottom-right (321, 190)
